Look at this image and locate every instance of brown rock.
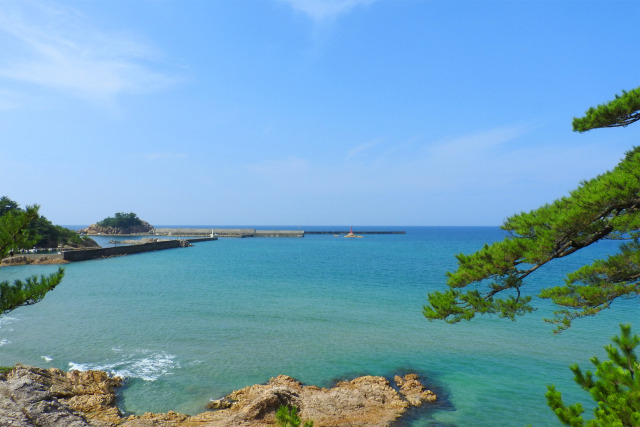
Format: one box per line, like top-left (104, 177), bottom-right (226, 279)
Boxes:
top-left (1, 254), bottom-right (68, 266)
top-left (206, 398), bottom-right (232, 410)
top-left (80, 221), bottom-right (154, 235)
top-left (0, 366), bottom-right (437, 427)
top-left (394, 374), bottom-right (437, 406)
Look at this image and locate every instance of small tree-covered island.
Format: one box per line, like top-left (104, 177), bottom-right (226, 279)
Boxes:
top-left (80, 212), bottom-right (155, 235)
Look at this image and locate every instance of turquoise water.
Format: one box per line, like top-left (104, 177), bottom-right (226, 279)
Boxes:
top-left (0, 227), bottom-right (636, 426)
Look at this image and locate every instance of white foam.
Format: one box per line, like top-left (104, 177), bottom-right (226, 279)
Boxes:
top-left (68, 350), bottom-right (178, 381)
top-left (0, 339), bottom-right (10, 346)
top-left (0, 316), bottom-right (17, 329)
top-left (41, 355), bottom-right (53, 362)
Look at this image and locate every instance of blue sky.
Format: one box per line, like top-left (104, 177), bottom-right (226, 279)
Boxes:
top-left (1, 0), bottom-right (639, 226)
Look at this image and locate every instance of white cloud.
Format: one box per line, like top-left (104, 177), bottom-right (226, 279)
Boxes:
top-left (0, 1), bottom-right (174, 104)
top-left (279, 0), bottom-right (379, 21)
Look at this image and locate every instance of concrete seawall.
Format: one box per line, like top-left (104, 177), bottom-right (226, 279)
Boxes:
top-left (62, 237), bottom-right (216, 262)
top-left (152, 228), bottom-right (404, 237)
top-left (304, 231), bottom-right (406, 235)
top-left (154, 228), bottom-right (304, 238)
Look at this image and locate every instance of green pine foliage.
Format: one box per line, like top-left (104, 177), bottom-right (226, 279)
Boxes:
top-left (0, 199), bottom-right (65, 314)
top-left (0, 196), bottom-right (92, 249)
top-left (0, 201), bottom-right (39, 256)
top-left (424, 89), bottom-right (640, 333)
top-left (276, 405), bottom-right (314, 427)
top-left (0, 268), bottom-right (65, 314)
top-left (546, 324), bottom-right (640, 426)
top-left (573, 88), bottom-right (640, 132)
top-left (97, 212), bottom-right (143, 229)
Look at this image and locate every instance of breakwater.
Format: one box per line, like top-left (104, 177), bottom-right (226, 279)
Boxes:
top-left (62, 237), bottom-right (216, 262)
top-left (154, 228), bottom-right (304, 238)
top-left (152, 228), bottom-right (405, 237)
top-left (305, 230), bottom-right (406, 235)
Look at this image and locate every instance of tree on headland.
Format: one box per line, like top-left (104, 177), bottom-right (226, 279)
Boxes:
top-left (0, 196), bottom-right (95, 250)
top-left (546, 324), bottom-right (640, 426)
top-left (0, 199), bottom-right (64, 314)
top-left (423, 88), bottom-right (640, 333)
top-left (0, 198), bottom-right (39, 256)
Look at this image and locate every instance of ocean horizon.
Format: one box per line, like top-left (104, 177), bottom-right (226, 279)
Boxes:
top-left (1, 226), bottom-right (636, 426)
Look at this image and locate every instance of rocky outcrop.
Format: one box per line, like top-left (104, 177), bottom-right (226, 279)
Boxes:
top-left (1, 255), bottom-right (68, 266)
top-left (394, 373), bottom-right (437, 406)
top-left (0, 366), bottom-right (436, 427)
top-left (79, 221), bottom-right (154, 235)
top-left (0, 364), bottom-right (122, 426)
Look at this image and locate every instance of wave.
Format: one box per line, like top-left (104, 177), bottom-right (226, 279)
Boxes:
top-left (0, 316), bottom-right (17, 329)
top-left (69, 350), bottom-right (178, 381)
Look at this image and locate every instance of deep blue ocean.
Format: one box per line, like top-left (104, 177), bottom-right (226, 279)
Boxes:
top-left (0, 226), bottom-right (636, 426)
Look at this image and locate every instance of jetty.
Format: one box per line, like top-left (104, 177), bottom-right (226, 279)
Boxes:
top-left (151, 228), bottom-right (406, 238)
top-left (77, 228), bottom-right (406, 241)
top-left (154, 228), bottom-right (305, 238)
top-left (62, 237), bottom-right (216, 262)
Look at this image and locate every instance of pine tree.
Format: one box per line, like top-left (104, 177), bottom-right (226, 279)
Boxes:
top-left (0, 201), bottom-right (65, 314)
top-left (423, 88), bottom-right (640, 332)
top-left (546, 324), bottom-right (640, 426)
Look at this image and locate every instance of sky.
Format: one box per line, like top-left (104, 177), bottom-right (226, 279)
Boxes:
top-left (1, 0), bottom-right (639, 226)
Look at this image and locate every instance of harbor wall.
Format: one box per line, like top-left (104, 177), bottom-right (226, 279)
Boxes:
top-left (83, 229), bottom-right (405, 239)
top-left (154, 228), bottom-right (304, 238)
top-left (62, 238), bottom-right (216, 262)
top-left (304, 231), bottom-right (406, 235)
top-left (152, 229), bottom-right (402, 237)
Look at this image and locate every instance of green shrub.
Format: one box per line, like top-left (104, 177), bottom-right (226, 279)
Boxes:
top-left (276, 405), bottom-right (313, 427)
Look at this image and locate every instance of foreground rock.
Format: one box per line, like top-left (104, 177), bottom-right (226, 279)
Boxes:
top-left (0, 365), bottom-right (436, 426)
top-left (0, 364), bottom-right (121, 426)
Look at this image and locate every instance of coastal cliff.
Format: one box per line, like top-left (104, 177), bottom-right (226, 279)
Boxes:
top-left (0, 365), bottom-right (436, 426)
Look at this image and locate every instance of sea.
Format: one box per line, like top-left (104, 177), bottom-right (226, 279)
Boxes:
top-left (0, 226), bottom-right (637, 426)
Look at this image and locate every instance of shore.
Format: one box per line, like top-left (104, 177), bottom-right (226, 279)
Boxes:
top-left (1, 364), bottom-right (437, 426)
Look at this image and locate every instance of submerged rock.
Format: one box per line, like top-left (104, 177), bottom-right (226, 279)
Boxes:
top-left (0, 366), bottom-right (436, 426)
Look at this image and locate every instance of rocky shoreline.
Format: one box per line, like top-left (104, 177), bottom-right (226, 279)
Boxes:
top-left (1, 254), bottom-right (68, 266)
top-left (0, 364), bottom-right (437, 426)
